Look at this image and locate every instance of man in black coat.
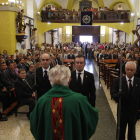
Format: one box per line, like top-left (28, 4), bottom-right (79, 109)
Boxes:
top-left (5, 55), bottom-right (12, 66)
top-left (69, 55), bottom-right (96, 107)
top-left (36, 53), bottom-right (52, 99)
top-left (112, 61), bottom-right (140, 140)
top-left (6, 62), bottom-right (17, 82)
top-left (108, 51), bottom-right (117, 59)
top-left (14, 69), bottom-right (35, 119)
top-left (26, 64), bottom-right (34, 87)
top-left (67, 51), bottom-right (75, 59)
top-left (0, 62), bottom-right (15, 85)
top-left (99, 50), bottom-right (108, 60)
top-left (17, 58), bottom-right (27, 72)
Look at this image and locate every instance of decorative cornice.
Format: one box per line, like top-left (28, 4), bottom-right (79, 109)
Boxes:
top-left (0, 6), bottom-right (20, 12)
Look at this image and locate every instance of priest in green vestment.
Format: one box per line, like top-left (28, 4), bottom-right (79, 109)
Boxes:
top-left (30, 65), bottom-right (98, 140)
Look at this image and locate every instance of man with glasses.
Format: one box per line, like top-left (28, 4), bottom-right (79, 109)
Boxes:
top-left (112, 61), bottom-right (140, 140)
top-left (36, 53), bottom-right (52, 99)
top-left (69, 55), bottom-right (96, 107)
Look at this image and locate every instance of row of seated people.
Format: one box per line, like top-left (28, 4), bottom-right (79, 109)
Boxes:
top-left (0, 48), bottom-right (81, 121)
top-left (93, 47), bottom-right (140, 78)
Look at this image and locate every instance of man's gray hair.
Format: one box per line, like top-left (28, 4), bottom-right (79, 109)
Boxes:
top-left (48, 65), bottom-right (71, 86)
top-left (125, 61), bottom-right (137, 69)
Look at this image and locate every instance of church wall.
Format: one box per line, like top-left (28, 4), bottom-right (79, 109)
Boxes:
top-left (109, 27), bottom-right (113, 43)
top-left (114, 3), bottom-right (129, 10)
top-left (45, 32), bottom-right (52, 44)
top-left (72, 1), bottom-right (98, 10)
top-left (126, 33), bottom-right (132, 44)
top-left (0, 11), bottom-right (17, 55)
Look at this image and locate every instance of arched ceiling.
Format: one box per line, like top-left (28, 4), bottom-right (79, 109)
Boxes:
top-left (35, 0), bottom-right (135, 11)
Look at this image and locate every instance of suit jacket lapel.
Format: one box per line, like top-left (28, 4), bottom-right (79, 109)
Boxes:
top-left (123, 77), bottom-right (129, 94)
top-left (73, 70), bottom-right (77, 81)
top-left (83, 71), bottom-right (88, 86)
top-left (132, 77), bottom-right (137, 96)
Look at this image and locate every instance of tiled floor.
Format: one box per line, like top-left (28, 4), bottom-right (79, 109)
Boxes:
top-left (0, 59), bottom-right (140, 140)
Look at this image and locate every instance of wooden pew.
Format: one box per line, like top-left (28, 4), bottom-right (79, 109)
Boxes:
top-left (99, 62), bottom-right (106, 79)
top-left (106, 67), bottom-right (119, 89)
top-left (61, 59), bottom-right (75, 71)
top-left (110, 72), bottom-right (118, 99)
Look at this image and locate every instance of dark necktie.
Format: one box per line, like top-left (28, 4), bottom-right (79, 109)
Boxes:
top-left (78, 73), bottom-right (82, 87)
top-left (24, 79), bottom-right (32, 89)
top-left (44, 70), bottom-right (47, 77)
top-left (118, 60), bottom-right (120, 65)
top-left (128, 79), bottom-right (132, 94)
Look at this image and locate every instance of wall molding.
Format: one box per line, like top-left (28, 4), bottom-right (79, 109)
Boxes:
top-left (0, 6), bottom-right (20, 12)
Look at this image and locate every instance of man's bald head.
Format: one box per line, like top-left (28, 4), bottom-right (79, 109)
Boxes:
top-left (40, 53), bottom-right (51, 69)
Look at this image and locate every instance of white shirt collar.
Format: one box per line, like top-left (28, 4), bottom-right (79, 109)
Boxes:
top-left (76, 69), bottom-right (84, 74)
top-left (126, 75), bottom-right (134, 82)
top-left (42, 66), bottom-right (50, 72)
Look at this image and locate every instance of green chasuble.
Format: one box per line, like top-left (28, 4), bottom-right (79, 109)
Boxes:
top-left (30, 85), bottom-right (98, 140)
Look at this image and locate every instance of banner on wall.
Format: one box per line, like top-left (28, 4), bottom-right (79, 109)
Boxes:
top-left (81, 11), bottom-right (92, 25)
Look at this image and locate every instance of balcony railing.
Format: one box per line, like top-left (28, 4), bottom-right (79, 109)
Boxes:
top-left (41, 10), bottom-right (130, 23)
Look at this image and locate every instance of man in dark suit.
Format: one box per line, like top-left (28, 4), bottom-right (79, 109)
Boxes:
top-left (105, 43), bottom-right (110, 50)
top-left (0, 83), bottom-right (12, 121)
top-left (6, 62), bottom-right (17, 82)
top-left (14, 55), bottom-right (20, 64)
top-left (26, 64), bottom-right (34, 87)
top-left (14, 69), bottom-right (35, 119)
top-left (56, 54), bottom-right (62, 65)
top-left (69, 55), bottom-right (96, 107)
top-left (67, 51), bottom-right (75, 59)
top-left (36, 53), bottom-right (52, 99)
top-left (108, 50), bottom-right (117, 59)
top-left (6, 55), bottom-right (12, 66)
top-left (17, 58), bottom-right (27, 72)
top-left (0, 62), bottom-right (14, 85)
top-left (112, 61), bottom-right (140, 140)
top-left (100, 50), bottom-right (108, 60)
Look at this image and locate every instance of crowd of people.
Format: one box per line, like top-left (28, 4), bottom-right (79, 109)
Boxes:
top-left (1, 40), bottom-right (140, 139)
top-left (41, 4), bottom-right (126, 20)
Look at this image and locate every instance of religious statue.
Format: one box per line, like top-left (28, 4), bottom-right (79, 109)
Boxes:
top-left (29, 26), bottom-right (37, 47)
top-left (16, 9), bottom-right (26, 33)
top-left (114, 30), bottom-right (123, 43)
top-left (132, 25), bottom-right (140, 48)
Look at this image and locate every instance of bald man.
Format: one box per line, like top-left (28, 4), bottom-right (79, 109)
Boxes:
top-left (36, 54), bottom-right (52, 99)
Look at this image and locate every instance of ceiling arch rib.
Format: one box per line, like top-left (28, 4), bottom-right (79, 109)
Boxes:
top-left (67, 0), bottom-right (74, 9)
top-left (97, 0), bottom-right (105, 7)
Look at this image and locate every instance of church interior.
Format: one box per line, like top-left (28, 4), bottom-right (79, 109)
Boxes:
top-left (0, 0), bottom-right (140, 139)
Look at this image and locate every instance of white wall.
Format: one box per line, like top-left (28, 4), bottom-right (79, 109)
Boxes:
top-left (27, 0), bottom-right (33, 18)
top-left (53, 31), bottom-right (58, 45)
top-left (45, 32), bottom-right (52, 44)
top-left (58, 28), bottom-right (62, 43)
top-left (109, 27), bottom-right (113, 43)
top-left (114, 3), bottom-right (129, 10)
top-left (25, 25), bottom-right (31, 49)
top-left (126, 33), bottom-right (132, 44)
top-left (119, 32), bottom-right (126, 44)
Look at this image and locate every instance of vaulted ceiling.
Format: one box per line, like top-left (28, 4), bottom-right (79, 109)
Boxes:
top-left (35, 0), bottom-right (135, 12)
